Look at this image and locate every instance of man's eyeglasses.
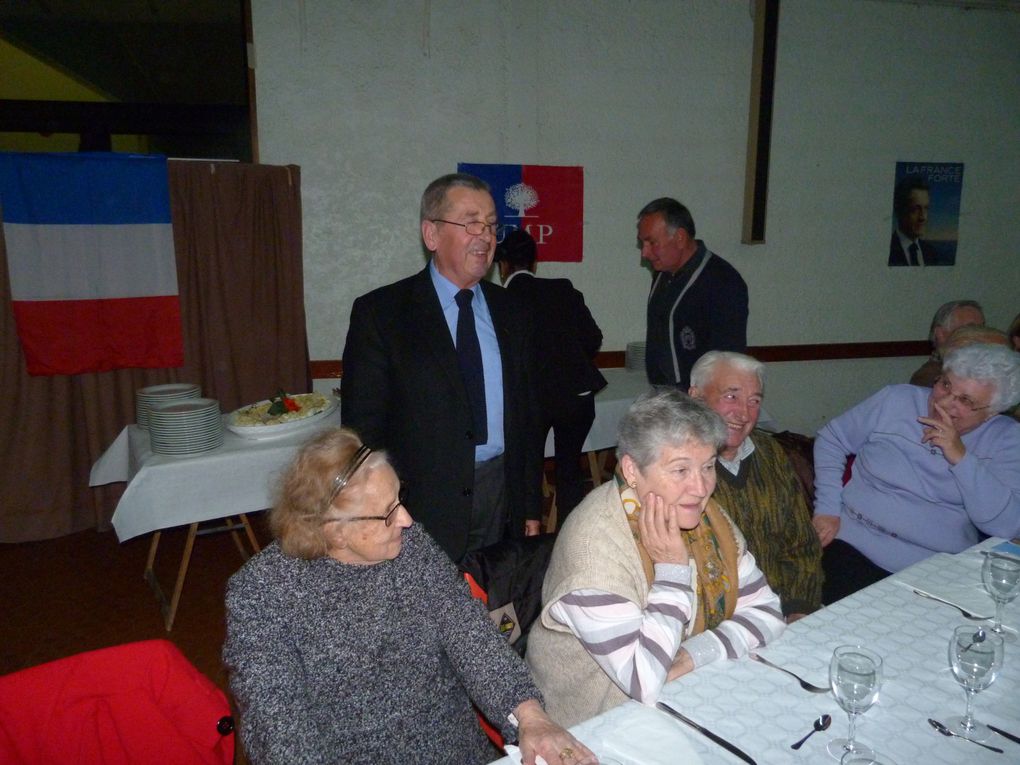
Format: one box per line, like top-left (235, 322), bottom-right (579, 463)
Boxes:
top-left (934, 375), bottom-right (991, 413)
top-left (432, 218), bottom-right (501, 238)
top-left (322, 485), bottom-right (408, 528)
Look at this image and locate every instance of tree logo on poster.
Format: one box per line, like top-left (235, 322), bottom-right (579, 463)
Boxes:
top-left (504, 183), bottom-right (539, 218)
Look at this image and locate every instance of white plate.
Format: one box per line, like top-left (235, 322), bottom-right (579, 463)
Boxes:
top-left (226, 395), bottom-right (337, 440)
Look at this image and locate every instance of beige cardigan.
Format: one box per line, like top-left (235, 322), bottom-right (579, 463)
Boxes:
top-left (527, 482), bottom-right (745, 727)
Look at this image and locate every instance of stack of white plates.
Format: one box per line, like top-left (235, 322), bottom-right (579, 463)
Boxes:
top-left (136, 383), bottom-right (201, 429)
top-left (148, 398), bottom-right (223, 456)
top-left (625, 341), bottom-right (646, 371)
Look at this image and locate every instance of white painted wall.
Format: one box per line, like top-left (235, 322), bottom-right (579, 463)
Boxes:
top-left (252, 0), bottom-right (1020, 434)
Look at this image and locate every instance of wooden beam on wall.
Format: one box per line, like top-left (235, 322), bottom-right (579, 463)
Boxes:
top-left (310, 340), bottom-right (930, 379)
top-left (0, 100), bottom-right (248, 137)
top-left (741, 0), bottom-right (780, 244)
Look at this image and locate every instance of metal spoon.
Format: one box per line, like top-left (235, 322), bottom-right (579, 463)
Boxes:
top-left (961, 627), bottom-right (986, 654)
top-left (928, 719), bottom-right (1004, 753)
top-left (790, 714), bottom-right (831, 750)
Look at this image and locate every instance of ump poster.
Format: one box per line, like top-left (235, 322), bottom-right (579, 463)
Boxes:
top-left (458, 163), bottom-right (583, 262)
top-left (888, 161), bottom-right (964, 267)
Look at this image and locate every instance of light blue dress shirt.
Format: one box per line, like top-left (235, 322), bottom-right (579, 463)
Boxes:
top-left (429, 262), bottom-right (505, 462)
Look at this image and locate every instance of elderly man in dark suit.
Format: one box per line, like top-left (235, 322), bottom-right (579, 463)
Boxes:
top-left (496, 229), bottom-right (606, 520)
top-left (342, 173), bottom-right (542, 562)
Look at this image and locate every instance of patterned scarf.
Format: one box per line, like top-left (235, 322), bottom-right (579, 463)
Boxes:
top-left (617, 474), bottom-right (738, 634)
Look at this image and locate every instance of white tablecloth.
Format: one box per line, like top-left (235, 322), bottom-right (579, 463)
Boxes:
top-left (90, 410), bottom-right (342, 541)
top-left (90, 368), bottom-right (770, 543)
top-left (491, 540), bottom-right (1020, 764)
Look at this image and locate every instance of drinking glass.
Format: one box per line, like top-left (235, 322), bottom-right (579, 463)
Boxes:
top-left (982, 553), bottom-right (1020, 642)
top-left (827, 645), bottom-right (883, 761)
top-left (946, 624), bottom-right (1004, 742)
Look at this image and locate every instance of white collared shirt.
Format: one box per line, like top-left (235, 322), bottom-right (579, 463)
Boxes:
top-left (428, 261), bottom-right (505, 461)
top-left (717, 436), bottom-right (756, 476)
top-left (895, 228), bottom-right (924, 267)
top-left (502, 269), bottom-right (533, 288)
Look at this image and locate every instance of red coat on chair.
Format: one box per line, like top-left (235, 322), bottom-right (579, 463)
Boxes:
top-left (0, 639), bottom-right (233, 765)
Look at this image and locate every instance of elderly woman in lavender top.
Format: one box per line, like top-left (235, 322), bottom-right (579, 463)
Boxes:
top-left (813, 344), bottom-right (1020, 603)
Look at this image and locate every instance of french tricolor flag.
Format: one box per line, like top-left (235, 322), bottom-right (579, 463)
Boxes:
top-left (0, 152), bottom-right (183, 376)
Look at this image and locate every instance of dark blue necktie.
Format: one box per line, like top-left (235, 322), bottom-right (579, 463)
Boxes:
top-left (455, 289), bottom-right (487, 444)
top-left (908, 242), bottom-right (920, 266)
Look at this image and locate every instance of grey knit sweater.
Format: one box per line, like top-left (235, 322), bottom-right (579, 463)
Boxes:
top-left (223, 523), bottom-right (541, 764)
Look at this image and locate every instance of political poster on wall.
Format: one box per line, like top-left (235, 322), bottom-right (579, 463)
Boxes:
top-left (888, 161), bottom-right (964, 267)
top-left (457, 163), bottom-right (583, 262)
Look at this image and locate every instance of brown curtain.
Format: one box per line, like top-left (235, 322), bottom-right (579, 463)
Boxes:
top-left (0, 160), bottom-right (307, 543)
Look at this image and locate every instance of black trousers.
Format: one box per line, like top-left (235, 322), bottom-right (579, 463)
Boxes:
top-left (543, 393), bottom-right (597, 523)
top-left (465, 454), bottom-right (507, 556)
top-left (821, 539), bottom-right (891, 604)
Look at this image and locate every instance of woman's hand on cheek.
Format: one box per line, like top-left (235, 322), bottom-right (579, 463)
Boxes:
top-left (638, 492), bottom-right (689, 566)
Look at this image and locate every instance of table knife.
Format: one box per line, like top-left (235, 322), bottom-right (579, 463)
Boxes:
top-left (988, 724), bottom-right (1020, 746)
top-left (656, 701), bottom-right (757, 765)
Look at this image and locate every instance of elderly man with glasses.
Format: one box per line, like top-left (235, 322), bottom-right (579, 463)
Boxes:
top-left (342, 173), bottom-right (543, 563)
top-left (813, 344), bottom-right (1020, 602)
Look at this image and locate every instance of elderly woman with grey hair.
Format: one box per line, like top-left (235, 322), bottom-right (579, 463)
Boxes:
top-left (527, 389), bottom-right (785, 727)
top-left (223, 427), bottom-right (596, 765)
top-left (815, 343), bottom-right (1020, 603)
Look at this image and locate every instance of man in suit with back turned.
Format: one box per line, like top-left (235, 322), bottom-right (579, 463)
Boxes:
top-left (342, 173), bottom-right (543, 562)
top-left (496, 228), bottom-right (606, 521)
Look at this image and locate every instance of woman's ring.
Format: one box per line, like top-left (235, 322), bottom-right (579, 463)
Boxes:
top-left (559, 747), bottom-right (575, 761)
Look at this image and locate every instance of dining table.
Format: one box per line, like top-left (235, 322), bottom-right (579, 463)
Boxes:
top-left (493, 538), bottom-right (1020, 764)
top-left (88, 368), bottom-right (651, 628)
top-left (89, 408), bottom-right (342, 629)
top-left (92, 370), bottom-right (649, 544)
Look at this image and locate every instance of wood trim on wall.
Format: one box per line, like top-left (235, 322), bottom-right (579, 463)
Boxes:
top-left (741, 0), bottom-right (780, 244)
top-left (309, 340), bottom-right (930, 379)
top-left (243, 0), bottom-right (259, 164)
top-left (747, 340), bottom-right (929, 362)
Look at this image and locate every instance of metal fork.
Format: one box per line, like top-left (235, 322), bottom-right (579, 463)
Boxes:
top-left (749, 653), bottom-right (829, 693)
top-left (911, 589), bottom-right (989, 620)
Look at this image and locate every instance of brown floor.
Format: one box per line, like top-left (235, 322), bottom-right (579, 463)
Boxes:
top-left (0, 452), bottom-right (613, 685)
top-left (0, 513), bottom-right (272, 689)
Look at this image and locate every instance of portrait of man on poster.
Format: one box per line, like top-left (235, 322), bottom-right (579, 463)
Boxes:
top-left (887, 163), bottom-right (963, 268)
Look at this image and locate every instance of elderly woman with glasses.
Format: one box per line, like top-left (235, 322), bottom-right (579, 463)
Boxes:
top-left (814, 344), bottom-right (1020, 603)
top-left (526, 390), bottom-right (785, 728)
top-left (223, 427), bottom-right (595, 765)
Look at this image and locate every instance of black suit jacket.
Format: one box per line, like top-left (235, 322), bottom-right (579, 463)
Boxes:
top-left (504, 273), bottom-right (606, 412)
top-left (888, 232), bottom-right (939, 266)
top-left (341, 266), bottom-right (542, 561)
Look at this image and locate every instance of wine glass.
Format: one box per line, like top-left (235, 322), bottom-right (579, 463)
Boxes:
top-left (982, 553), bottom-right (1020, 642)
top-left (946, 624), bottom-right (1004, 742)
top-left (827, 645), bottom-right (883, 761)
top-left (841, 752), bottom-right (898, 765)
